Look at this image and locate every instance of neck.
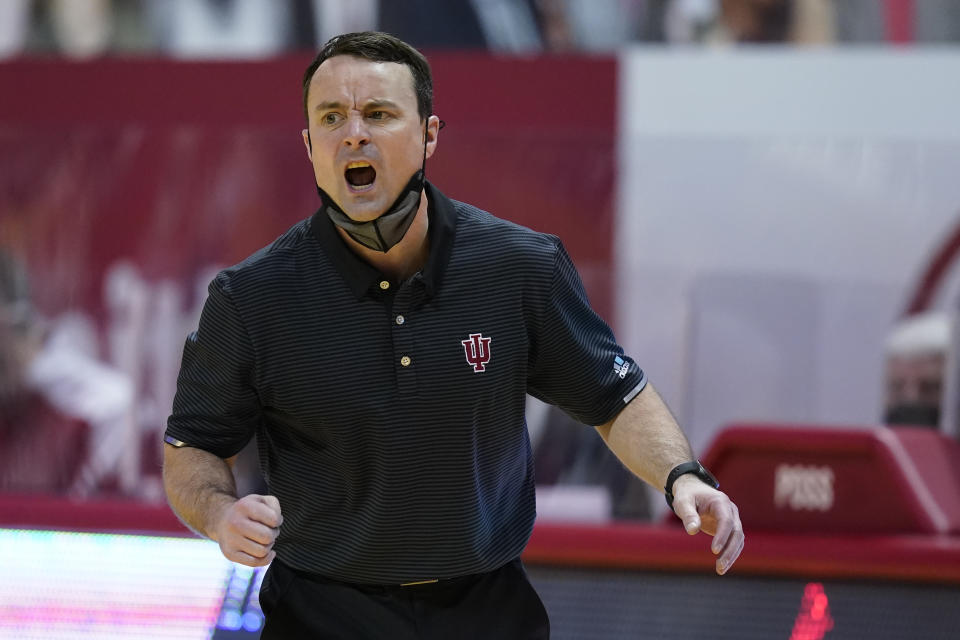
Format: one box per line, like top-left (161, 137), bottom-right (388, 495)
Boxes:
top-left (336, 190), bottom-right (430, 281)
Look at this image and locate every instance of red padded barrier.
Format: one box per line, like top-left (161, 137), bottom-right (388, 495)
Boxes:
top-left (525, 522), bottom-right (960, 584)
top-left (3, 493), bottom-right (959, 584)
top-left (698, 424), bottom-right (960, 535)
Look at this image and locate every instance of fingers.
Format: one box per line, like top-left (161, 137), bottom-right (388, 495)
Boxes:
top-left (709, 497), bottom-right (734, 554)
top-left (233, 518), bottom-right (278, 548)
top-left (233, 528), bottom-right (276, 558)
top-left (716, 531), bottom-right (744, 576)
top-left (226, 549), bottom-right (277, 568)
top-left (218, 535), bottom-right (275, 566)
top-left (217, 517), bottom-right (277, 560)
top-left (256, 494), bottom-right (283, 521)
top-left (215, 494), bottom-right (283, 566)
top-left (218, 531), bottom-right (276, 565)
top-left (244, 495), bottom-right (283, 529)
top-left (707, 500), bottom-right (744, 575)
top-left (672, 482), bottom-right (745, 575)
top-left (671, 496), bottom-right (702, 535)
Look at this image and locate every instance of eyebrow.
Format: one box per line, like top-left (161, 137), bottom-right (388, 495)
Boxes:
top-left (314, 99), bottom-right (402, 112)
top-left (365, 99), bottom-right (401, 111)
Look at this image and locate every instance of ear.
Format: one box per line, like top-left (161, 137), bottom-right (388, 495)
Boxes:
top-left (301, 129), bottom-right (312, 160)
top-left (424, 115), bottom-right (440, 160)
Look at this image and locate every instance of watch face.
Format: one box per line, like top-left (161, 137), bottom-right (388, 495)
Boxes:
top-left (698, 463), bottom-right (719, 488)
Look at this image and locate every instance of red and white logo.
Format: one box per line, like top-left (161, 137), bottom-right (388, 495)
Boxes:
top-left (461, 333), bottom-right (492, 372)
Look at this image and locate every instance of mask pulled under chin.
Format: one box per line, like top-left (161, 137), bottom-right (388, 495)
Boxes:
top-left (884, 403), bottom-right (941, 428)
top-left (318, 169), bottom-right (425, 253)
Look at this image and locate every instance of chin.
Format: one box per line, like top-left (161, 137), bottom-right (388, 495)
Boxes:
top-left (341, 201), bottom-right (387, 222)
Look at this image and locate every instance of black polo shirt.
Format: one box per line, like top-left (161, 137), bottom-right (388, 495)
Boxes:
top-left (165, 181), bottom-right (646, 584)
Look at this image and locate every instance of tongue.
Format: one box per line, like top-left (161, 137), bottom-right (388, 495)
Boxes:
top-left (346, 166), bottom-right (376, 187)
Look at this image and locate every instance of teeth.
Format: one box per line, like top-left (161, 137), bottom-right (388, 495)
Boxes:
top-left (346, 161), bottom-right (371, 169)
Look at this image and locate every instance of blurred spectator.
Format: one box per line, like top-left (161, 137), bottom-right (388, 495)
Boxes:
top-left (379, 0), bottom-right (544, 53)
top-left (836, 0), bottom-right (960, 43)
top-left (0, 0), bottom-right (31, 58)
top-left (883, 311), bottom-right (950, 429)
top-left (0, 0), bottom-right (153, 58)
top-left (47, 0), bottom-right (113, 57)
top-left (547, 0), bottom-right (646, 52)
top-left (833, 0), bottom-right (885, 43)
top-left (0, 250), bottom-right (135, 496)
top-left (5, 0), bottom-right (960, 57)
top-left (378, 0), bottom-right (488, 50)
top-left (309, 0), bottom-right (377, 48)
top-left (147, 0), bottom-right (295, 58)
top-left (474, 0), bottom-right (544, 52)
top-left (1, 249), bottom-right (87, 493)
top-left (534, 0), bottom-right (575, 51)
top-left (664, 0), bottom-right (835, 45)
top-left (915, 0), bottom-right (960, 42)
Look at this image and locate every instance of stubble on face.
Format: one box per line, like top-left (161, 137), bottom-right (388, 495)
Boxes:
top-left (305, 56), bottom-right (425, 222)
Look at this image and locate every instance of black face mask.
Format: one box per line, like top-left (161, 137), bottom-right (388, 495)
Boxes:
top-left (312, 126), bottom-right (429, 253)
top-left (884, 404), bottom-right (941, 428)
top-left (317, 168), bottom-right (423, 252)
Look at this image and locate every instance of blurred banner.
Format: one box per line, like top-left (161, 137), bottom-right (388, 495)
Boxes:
top-left (0, 55), bottom-right (617, 500)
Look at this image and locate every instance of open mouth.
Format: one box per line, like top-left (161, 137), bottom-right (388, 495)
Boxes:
top-left (345, 161), bottom-right (376, 191)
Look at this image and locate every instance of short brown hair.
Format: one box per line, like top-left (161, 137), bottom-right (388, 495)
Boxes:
top-left (302, 32), bottom-right (433, 124)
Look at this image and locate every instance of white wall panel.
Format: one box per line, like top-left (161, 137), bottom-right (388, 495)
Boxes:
top-left (615, 49), bottom-right (960, 451)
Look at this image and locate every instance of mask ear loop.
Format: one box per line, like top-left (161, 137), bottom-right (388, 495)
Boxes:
top-left (420, 119), bottom-right (445, 177)
top-left (421, 122), bottom-right (428, 169)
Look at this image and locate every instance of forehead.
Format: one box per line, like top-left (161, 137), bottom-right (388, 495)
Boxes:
top-left (307, 55), bottom-right (417, 107)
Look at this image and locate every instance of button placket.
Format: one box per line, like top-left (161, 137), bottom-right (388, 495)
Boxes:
top-left (392, 282), bottom-right (417, 394)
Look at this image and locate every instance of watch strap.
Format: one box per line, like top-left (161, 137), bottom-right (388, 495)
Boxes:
top-left (664, 460), bottom-right (719, 512)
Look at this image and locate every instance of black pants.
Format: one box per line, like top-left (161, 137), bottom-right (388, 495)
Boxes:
top-left (259, 558), bottom-right (550, 639)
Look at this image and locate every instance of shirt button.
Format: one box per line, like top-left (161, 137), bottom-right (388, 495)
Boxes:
top-left (379, 280), bottom-right (390, 290)
top-left (400, 356), bottom-right (411, 367)
top-left (396, 315), bottom-right (405, 325)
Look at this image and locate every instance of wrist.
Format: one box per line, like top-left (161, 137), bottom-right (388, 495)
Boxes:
top-left (672, 473), bottom-right (703, 492)
top-left (663, 460), bottom-right (719, 512)
top-left (204, 491), bottom-right (237, 542)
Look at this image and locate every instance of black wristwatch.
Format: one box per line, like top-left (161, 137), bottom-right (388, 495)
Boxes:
top-left (664, 460), bottom-right (719, 512)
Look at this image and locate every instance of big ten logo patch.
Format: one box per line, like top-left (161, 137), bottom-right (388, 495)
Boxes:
top-left (774, 464), bottom-right (835, 512)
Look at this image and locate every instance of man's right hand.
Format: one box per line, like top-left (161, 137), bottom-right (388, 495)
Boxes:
top-left (211, 494), bottom-right (283, 567)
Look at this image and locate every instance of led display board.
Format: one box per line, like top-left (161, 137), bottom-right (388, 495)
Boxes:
top-left (4, 528), bottom-right (960, 640)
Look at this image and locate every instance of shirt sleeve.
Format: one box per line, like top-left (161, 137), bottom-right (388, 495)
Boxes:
top-left (164, 272), bottom-right (261, 458)
top-left (526, 239), bottom-right (647, 425)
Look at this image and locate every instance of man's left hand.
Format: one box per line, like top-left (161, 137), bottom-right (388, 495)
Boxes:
top-left (670, 474), bottom-right (745, 575)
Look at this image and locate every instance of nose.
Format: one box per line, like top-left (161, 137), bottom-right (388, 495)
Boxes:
top-left (343, 113), bottom-right (370, 148)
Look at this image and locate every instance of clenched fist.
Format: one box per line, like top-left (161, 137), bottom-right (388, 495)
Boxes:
top-left (211, 494), bottom-right (283, 567)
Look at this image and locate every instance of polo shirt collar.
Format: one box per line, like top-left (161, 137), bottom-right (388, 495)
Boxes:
top-left (309, 180), bottom-right (457, 300)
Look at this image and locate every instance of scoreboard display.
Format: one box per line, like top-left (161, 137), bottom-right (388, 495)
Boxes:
top-left (528, 566), bottom-right (960, 640)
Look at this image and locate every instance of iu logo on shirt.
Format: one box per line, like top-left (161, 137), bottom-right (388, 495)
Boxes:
top-left (461, 333), bottom-right (492, 372)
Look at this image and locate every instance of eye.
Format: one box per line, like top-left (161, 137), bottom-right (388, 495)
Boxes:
top-left (368, 111), bottom-right (388, 120)
top-left (321, 112), bottom-right (341, 125)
